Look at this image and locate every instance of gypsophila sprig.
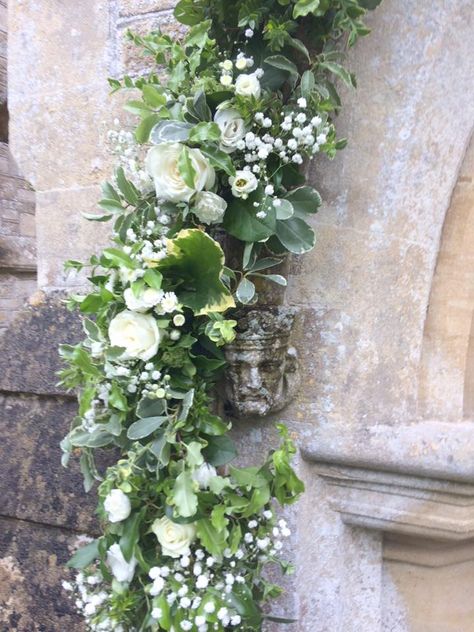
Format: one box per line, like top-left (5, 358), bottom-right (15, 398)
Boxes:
top-left (60, 0), bottom-right (381, 629)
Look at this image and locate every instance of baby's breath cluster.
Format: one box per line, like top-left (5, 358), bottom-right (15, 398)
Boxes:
top-left (60, 0), bottom-right (379, 629)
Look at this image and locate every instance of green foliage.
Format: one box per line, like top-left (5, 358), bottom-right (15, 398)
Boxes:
top-left (60, 0), bottom-right (380, 628)
top-left (157, 229), bottom-right (235, 315)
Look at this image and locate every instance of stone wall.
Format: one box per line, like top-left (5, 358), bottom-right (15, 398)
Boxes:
top-left (2, 0), bottom-right (474, 630)
top-left (0, 0), bottom-right (36, 336)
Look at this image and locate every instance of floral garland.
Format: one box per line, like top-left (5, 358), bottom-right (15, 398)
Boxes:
top-left (59, 1), bottom-right (380, 630)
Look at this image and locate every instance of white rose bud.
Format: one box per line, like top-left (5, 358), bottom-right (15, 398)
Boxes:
top-left (192, 463), bottom-right (217, 489)
top-left (146, 143), bottom-right (215, 203)
top-left (106, 544), bottom-right (137, 583)
top-left (108, 310), bottom-right (160, 361)
top-left (235, 73), bottom-right (261, 98)
top-left (193, 191), bottom-right (227, 225)
top-left (229, 170), bottom-right (258, 199)
top-left (152, 517), bottom-right (196, 558)
top-left (214, 109), bottom-right (246, 154)
top-left (124, 287), bottom-right (163, 313)
top-left (103, 489), bottom-right (131, 523)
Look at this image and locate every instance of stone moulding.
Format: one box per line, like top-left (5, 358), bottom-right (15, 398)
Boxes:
top-left (301, 419), bottom-right (474, 483)
top-left (313, 464), bottom-right (474, 541)
top-left (223, 306), bottom-right (300, 418)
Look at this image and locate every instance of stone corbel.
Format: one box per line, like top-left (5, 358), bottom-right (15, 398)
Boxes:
top-left (312, 464), bottom-right (474, 542)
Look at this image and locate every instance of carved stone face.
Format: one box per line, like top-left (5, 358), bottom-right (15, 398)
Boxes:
top-left (224, 306), bottom-right (300, 418)
top-left (225, 339), bottom-right (292, 417)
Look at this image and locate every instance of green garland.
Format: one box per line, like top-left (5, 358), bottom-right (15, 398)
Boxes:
top-left (59, 1), bottom-right (380, 630)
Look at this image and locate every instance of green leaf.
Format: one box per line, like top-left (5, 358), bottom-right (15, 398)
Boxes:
top-left (157, 229), bottom-right (235, 315)
top-left (359, 0), bottom-right (383, 8)
top-left (150, 120), bottom-right (193, 143)
top-left (319, 61), bottom-right (356, 88)
top-left (82, 212), bottom-right (113, 222)
top-left (178, 389), bottom-right (195, 422)
top-left (225, 583), bottom-right (263, 628)
top-left (142, 84), bottom-right (167, 108)
top-left (178, 146), bottom-right (197, 189)
top-left (250, 273), bottom-right (287, 286)
top-left (284, 186), bottom-right (322, 217)
top-left (301, 70), bottom-right (315, 98)
top-left (189, 122), bottom-right (221, 142)
top-left (137, 397), bottom-right (165, 418)
top-left (185, 441), bottom-right (204, 467)
top-left (223, 188), bottom-right (277, 242)
top-left (293, 0), bottom-right (320, 18)
top-left (103, 247), bottom-right (135, 269)
top-left (196, 518), bottom-right (227, 557)
top-left (101, 181), bottom-right (121, 203)
top-left (276, 217), bottom-right (315, 254)
top-left (265, 55), bottom-right (299, 77)
top-left (143, 268), bottom-right (163, 290)
top-left (197, 414), bottom-right (230, 436)
top-left (116, 167), bottom-right (139, 205)
top-left (127, 416), bottom-right (167, 440)
top-left (109, 383), bottom-right (128, 412)
top-left (174, 0), bottom-right (205, 25)
top-left (120, 511), bottom-right (142, 561)
top-left (67, 540), bottom-right (99, 568)
top-left (203, 435), bottom-right (237, 466)
top-left (275, 199), bottom-right (294, 220)
top-left (69, 429), bottom-right (115, 448)
top-left (185, 19), bottom-right (213, 48)
top-left (236, 277), bottom-right (255, 304)
top-left (199, 145), bottom-right (236, 176)
top-left (135, 113), bottom-right (161, 143)
top-left (173, 470), bottom-right (198, 518)
top-left (211, 505), bottom-right (229, 531)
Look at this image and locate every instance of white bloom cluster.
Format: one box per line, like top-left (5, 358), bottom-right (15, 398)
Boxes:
top-left (63, 568), bottom-right (130, 632)
top-left (107, 122), bottom-right (151, 192)
top-left (140, 509), bottom-right (291, 631)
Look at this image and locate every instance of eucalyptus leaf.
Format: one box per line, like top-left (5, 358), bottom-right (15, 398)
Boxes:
top-left (150, 120), bottom-right (193, 143)
top-left (127, 416), bottom-right (167, 440)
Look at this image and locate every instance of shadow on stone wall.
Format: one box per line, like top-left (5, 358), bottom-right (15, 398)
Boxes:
top-left (0, 294), bottom-right (98, 630)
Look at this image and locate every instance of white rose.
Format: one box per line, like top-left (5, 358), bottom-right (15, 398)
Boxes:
top-left (146, 143), bottom-right (215, 203)
top-left (229, 170), bottom-right (259, 199)
top-left (106, 544), bottom-right (137, 583)
top-left (192, 463), bottom-right (217, 489)
top-left (192, 192), bottom-right (227, 225)
top-left (235, 73), bottom-right (261, 98)
top-left (124, 287), bottom-right (164, 313)
top-left (214, 109), bottom-right (246, 153)
top-left (103, 489), bottom-right (131, 523)
top-left (108, 310), bottom-right (160, 361)
top-left (152, 517), bottom-right (196, 558)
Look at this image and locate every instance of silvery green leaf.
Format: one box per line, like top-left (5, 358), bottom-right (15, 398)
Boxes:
top-left (275, 199), bottom-right (294, 220)
top-left (150, 120), bottom-right (193, 143)
top-left (127, 416), bottom-right (167, 440)
top-left (236, 277), bottom-right (255, 304)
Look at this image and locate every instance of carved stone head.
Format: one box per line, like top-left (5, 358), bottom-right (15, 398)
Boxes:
top-left (224, 307), bottom-right (300, 418)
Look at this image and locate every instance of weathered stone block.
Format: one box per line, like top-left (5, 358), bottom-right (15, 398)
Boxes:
top-left (0, 294), bottom-right (82, 395)
top-left (118, 0), bottom-right (177, 17)
top-left (0, 519), bottom-right (84, 631)
top-left (35, 186), bottom-right (111, 289)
